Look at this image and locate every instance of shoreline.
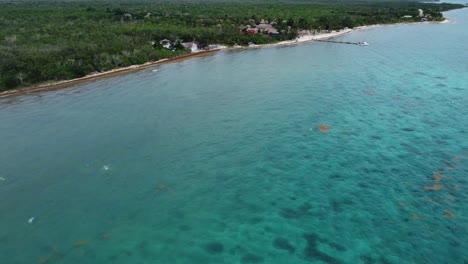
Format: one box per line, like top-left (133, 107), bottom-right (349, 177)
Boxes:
top-left (246, 28), bottom-right (354, 48)
top-left (0, 49), bottom-right (220, 98)
top-left (0, 30), bottom-right (354, 99)
top-left (0, 19), bottom-right (453, 99)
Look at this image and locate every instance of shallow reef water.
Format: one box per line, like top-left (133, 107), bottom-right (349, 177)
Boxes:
top-left (0, 9), bottom-right (467, 264)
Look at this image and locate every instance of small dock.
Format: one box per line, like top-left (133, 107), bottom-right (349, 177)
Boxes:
top-left (315, 40), bottom-right (367, 46)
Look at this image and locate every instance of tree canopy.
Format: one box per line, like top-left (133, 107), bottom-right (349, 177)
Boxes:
top-left (0, 0), bottom-right (463, 91)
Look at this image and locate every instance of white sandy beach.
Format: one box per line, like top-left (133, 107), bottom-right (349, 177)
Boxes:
top-left (240, 28), bottom-right (354, 49)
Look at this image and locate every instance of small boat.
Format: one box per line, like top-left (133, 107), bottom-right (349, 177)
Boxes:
top-left (357, 41), bottom-right (369, 46)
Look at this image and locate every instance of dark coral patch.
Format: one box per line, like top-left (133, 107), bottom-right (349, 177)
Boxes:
top-left (204, 242), bottom-right (224, 254)
top-left (361, 255), bottom-right (392, 264)
top-left (280, 202), bottom-right (312, 219)
top-left (328, 241), bottom-right (346, 252)
top-left (280, 208), bottom-right (301, 218)
top-left (249, 217), bottom-right (263, 224)
top-left (329, 174), bottom-right (343, 180)
top-left (229, 245), bottom-right (245, 255)
top-left (241, 253), bottom-right (264, 263)
top-left (413, 71), bottom-right (427, 76)
top-left (273, 237), bottom-right (296, 254)
top-left (303, 233), bottom-right (343, 263)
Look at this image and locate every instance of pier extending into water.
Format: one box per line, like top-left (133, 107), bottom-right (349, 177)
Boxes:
top-left (315, 39), bottom-right (368, 46)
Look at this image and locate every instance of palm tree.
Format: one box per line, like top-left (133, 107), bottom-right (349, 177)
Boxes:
top-left (16, 72), bottom-right (25, 85)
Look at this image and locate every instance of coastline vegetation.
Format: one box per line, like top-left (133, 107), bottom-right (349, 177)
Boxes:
top-left (0, 0), bottom-right (463, 91)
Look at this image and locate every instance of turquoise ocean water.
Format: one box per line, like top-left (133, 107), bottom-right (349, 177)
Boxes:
top-left (1, 8), bottom-right (467, 264)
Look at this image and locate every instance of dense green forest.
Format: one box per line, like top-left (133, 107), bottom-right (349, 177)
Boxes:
top-left (0, 0), bottom-right (463, 91)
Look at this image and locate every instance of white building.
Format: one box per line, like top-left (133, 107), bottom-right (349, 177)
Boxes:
top-left (182, 42), bottom-right (199, 52)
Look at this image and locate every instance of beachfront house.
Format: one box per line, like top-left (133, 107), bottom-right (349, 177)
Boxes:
top-left (256, 19), bottom-right (279, 35)
top-left (243, 26), bottom-right (258, 35)
top-left (159, 39), bottom-right (171, 49)
top-left (241, 20), bottom-right (281, 36)
top-left (182, 41), bottom-right (199, 53)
